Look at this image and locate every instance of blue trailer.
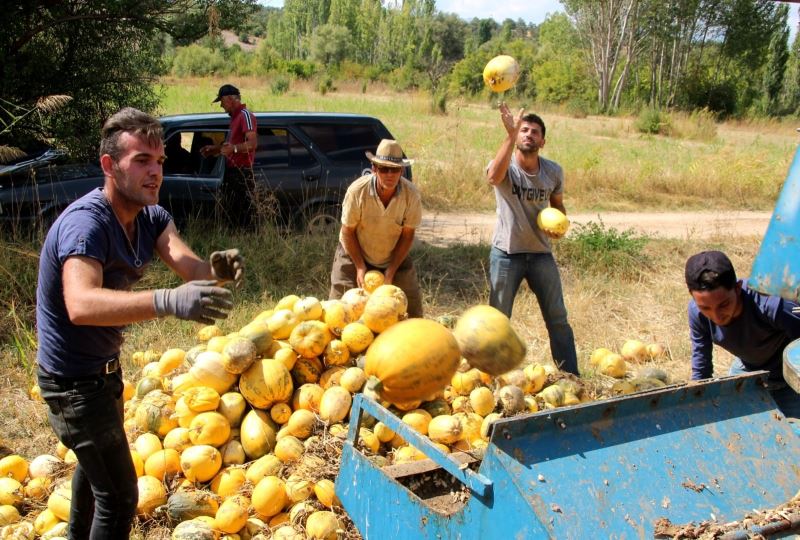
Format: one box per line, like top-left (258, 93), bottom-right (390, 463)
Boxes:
top-left (336, 147), bottom-right (800, 539)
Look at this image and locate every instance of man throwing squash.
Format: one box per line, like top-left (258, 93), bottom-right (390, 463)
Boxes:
top-left (486, 103), bottom-right (578, 375)
top-left (36, 108), bottom-right (243, 539)
top-left (329, 139), bottom-right (423, 317)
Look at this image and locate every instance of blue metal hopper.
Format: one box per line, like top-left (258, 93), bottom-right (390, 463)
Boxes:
top-left (337, 374), bottom-right (800, 539)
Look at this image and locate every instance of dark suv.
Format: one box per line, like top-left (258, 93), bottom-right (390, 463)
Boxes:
top-left (0, 112), bottom-right (407, 232)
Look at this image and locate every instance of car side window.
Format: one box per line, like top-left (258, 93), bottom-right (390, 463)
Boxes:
top-left (297, 123), bottom-right (382, 163)
top-left (163, 133), bottom-right (193, 175)
top-left (255, 128), bottom-right (317, 169)
top-left (163, 131), bottom-right (225, 176)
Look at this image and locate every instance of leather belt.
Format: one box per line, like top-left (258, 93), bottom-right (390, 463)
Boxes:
top-left (101, 357), bottom-right (121, 375)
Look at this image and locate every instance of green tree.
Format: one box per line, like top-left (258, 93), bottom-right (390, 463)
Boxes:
top-left (353, 0), bottom-right (382, 64)
top-left (0, 0), bottom-right (256, 159)
top-left (329, 0), bottom-right (359, 30)
top-left (563, 0), bottom-right (644, 112)
top-left (309, 24), bottom-right (351, 67)
top-left (449, 39), bottom-right (537, 98)
top-left (783, 9), bottom-right (800, 113)
top-left (762, 5), bottom-right (789, 115)
top-left (532, 13), bottom-right (593, 105)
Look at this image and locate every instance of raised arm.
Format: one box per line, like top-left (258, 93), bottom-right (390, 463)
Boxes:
top-left (487, 103), bottom-right (525, 186)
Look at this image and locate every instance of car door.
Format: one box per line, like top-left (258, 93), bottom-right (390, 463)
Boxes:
top-left (159, 130), bottom-right (225, 223)
top-left (251, 125), bottom-right (323, 225)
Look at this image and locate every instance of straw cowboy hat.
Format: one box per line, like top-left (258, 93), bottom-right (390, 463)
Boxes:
top-left (365, 139), bottom-right (413, 168)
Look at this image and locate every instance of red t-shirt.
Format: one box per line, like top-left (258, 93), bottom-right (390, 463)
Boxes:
top-left (227, 103), bottom-right (257, 168)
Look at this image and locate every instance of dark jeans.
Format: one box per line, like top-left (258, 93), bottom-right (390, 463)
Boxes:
top-left (219, 166), bottom-right (256, 228)
top-left (37, 368), bottom-right (138, 540)
top-left (489, 246), bottom-right (578, 375)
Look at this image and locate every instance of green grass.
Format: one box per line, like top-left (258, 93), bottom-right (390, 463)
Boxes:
top-left (555, 220), bottom-right (651, 280)
top-left (157, 77), bottom-right (795, 213)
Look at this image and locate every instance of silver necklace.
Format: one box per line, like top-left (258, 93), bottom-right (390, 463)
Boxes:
top-left (104, 193), bottom-right (142, 267)
top-left (115, 211), bottom-right (142, 268)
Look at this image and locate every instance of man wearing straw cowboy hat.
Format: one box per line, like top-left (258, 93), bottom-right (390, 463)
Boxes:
top-left (329, 138), bottom-right (424, 317)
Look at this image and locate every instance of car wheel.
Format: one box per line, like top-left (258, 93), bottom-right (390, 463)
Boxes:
top-left (302, 204), bottom-right (340, 235)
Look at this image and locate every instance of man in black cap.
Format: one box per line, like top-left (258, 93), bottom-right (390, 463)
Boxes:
top-left (685, 250), bottom-right (800, 418)
top-left (201, 84), bottom-right (258, 227)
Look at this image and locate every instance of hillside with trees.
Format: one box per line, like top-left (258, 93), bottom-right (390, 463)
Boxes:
top-left (3, 0), bottom-right (800, 159)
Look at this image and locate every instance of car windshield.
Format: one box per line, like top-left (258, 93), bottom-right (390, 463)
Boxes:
top-left (0, 148), bottom-right (67, 175)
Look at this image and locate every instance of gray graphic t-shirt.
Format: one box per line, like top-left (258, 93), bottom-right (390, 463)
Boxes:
top-left (490, 154), bottom-right (564, 254)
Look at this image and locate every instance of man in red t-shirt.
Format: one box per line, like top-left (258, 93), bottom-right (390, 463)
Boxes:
top-left (201, 84), bottom-right (258, 227)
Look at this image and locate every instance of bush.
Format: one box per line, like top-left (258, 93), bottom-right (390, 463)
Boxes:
top-left (255, 41), bottom-right (281, 74)
top-left (271, 77), bottom-right (290, 95)
top-left (364, 66), bottom-right (382, 82)
top-left (283, 60), bottom-right (317, 80)
top-left (172, 44), bottom-right (227, 77)
top-left (555, 220), bottom-right (650, 280)
top-left (564, 98), bottom-right (590, 119)
top-left (317, 74), bottom-right (335, 95)
top-left (635, 108), bottom-right (670, 136)
top-left (431, 92), bottom-right (447, 115)
top-left (670, 108), bottom-right (718, 142)
top-left (387, 65), bottom-right (420, 92)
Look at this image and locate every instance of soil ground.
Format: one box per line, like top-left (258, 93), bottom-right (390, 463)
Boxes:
top-left (417, 210), bottom-right (772, 246)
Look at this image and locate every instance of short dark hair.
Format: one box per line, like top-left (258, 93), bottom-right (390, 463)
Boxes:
top-left (685, 250), bottom-right (737, 291)
top-left (521, 113), bottom-right (546, 138)
top-left (99, 107), bottom-right (162, 161)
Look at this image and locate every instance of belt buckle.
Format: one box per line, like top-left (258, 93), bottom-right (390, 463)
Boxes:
top-left (104, 358), bottom-right (119, 374)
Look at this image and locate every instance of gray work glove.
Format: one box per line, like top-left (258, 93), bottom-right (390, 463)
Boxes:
top-left (210, 249), bottom-right (244, 288)
top-left (153, 280), bottom-right (233, 324)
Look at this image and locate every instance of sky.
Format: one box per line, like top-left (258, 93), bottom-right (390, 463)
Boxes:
top-left (258, 1), bottom-right (799, 39)
top-left (433, 0), bottom-right (563, 24)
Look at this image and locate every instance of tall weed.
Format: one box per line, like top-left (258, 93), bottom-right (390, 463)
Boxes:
top-left (635, 108), bottom-right (671, 135)
top-left (555, 220), bottom-right (651, 280)
top-left (670, 108), bottom-right (718, 142)
top-left (270, 76), bottom-right (290, 95)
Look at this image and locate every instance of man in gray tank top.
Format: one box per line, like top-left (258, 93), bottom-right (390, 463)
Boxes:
top-left (486, 103), bottom-right (578, 375)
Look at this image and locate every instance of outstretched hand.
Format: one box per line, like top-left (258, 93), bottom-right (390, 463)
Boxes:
top-left (499, 102), bottom-right (525, 137)
top-left (210, 249), bottom-right (244, 288)
top-left (153, 280), bottom-right (233, 325)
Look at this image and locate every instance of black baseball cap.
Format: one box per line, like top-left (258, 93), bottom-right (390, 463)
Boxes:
top-left (685, 250), bottom-right (737, 291)
top-left (212, 84), bottom-right (240, 103)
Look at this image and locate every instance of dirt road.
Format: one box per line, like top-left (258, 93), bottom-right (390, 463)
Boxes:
top-left (417, 210), bottom-right (771, 246)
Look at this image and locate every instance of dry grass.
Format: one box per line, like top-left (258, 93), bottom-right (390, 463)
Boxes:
top-left (0, 80), bottom-right (789, 537)
top-left (0, 228), bottom-right (766, 539)
top-left (157, 77), bottom-right (795, 213)
top-left (0, 231), bottom-right (759, 450)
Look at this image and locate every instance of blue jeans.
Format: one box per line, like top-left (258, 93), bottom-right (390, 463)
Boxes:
top-left (37, 368), bottom-right (138, 540)
top-left (728, 359), bottom-right (800, 421)
top-left (489, 247), bottom-right (578, 375)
